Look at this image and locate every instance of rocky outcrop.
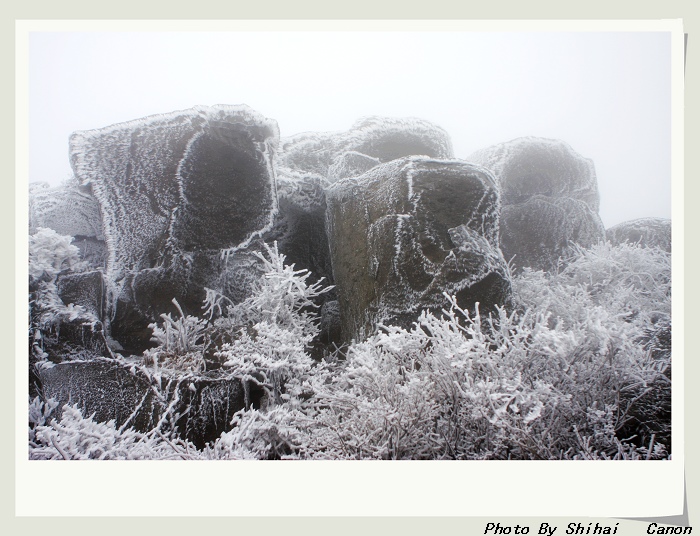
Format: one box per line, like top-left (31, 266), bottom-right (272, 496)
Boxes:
top-left (269, 116), bottom-right (457, 329)
top-left (36, 358), bottom-right (260, 448)
top-left (606, 217), bottom-right (672, 252)
top-left (69, 105), bottom-right (280, 352)
top-left (29, 180), bottom-right (107, 268)
top-left (279, 116), bottom-right (454, 182)
top-left (326, 156), bottom-right (511, 341)
top-left (469, 137), bottom-right (605, 271)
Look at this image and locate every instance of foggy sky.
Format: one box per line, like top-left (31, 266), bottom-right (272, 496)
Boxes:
top-left (27, 29), bottom-right (673, 228)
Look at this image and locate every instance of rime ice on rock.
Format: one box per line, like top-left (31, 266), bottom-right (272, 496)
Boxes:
top-left (70, 104), bottom-right (279, 275)
top-left (343, 116), bottom-right (454, 164)
top-left (468, 137), bottom-right (600, 210)
top-left (37, 358), bottom-right (254, 448)
top-left (326, 156), bottom-right (511, 342)
top-left (56, 271), bottom-right (107, 321)
top-left (328, 151), bottom-right (381, 183)
top-left (267, 170), bottom-right (334, 286)
top-left (468, 137), bottom-right (605, 271)
top-left (69, 105), bottom-right (279, 352)
top-left (606, 217), bottom-right (672, 252)
top-left (271, 116), bottom-right (456, 300)
top-left (279, 116), bottom-right (454, 183)
top-left (501, 197), bottom-right (605, 273)
top-left (29, 179), bottom-right (106, 268)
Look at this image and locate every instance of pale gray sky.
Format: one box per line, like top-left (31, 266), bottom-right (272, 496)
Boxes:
top-left (28, 30), bottom-right (673, 228)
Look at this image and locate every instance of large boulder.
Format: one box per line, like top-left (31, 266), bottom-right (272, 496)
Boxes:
top-left (36, 358), bottom-right (260, 448)
top-left (29, 180), bottom-right (107, 268)
top-left (268, 115), bottom-right (456, 309)
top-left (69, 105), bottom-right (280, 352)
top-left (500, 196), bottom-right (605, 273)
top-left (468, 137), bottom-right (605, 271)
top-left (606, 217), bottom-right (672, 252)
top-left (279, 116), bottom-right (454, 183)
top-left (326, 156), bottom-right (511, 342)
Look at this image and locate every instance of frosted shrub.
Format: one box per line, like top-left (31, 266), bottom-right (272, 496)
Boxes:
top-left (512, 241), bottom-right (672, 453)
top-left (213, 242), bottom-right (332, 333)
top-left (214, 242), bottom-right (333, 406)
top-left (28, 228), bottom-right (94, 360)
top-left (205, 406), bottom-right (308, 460)
top-left (298, 242), bottom-right (671, 459)
top-left (304, 296), bottom-right (573, 459)
top-left (142, 298), bottom-right (208, 372)
top-left (514, 241), bottom-right (671, 332)
top-left (28, 396), bottom-right (59, 450)
top-left (29, 403), bottom-right (198, 460)
top-left (29, 227), bottom-right (82, 283)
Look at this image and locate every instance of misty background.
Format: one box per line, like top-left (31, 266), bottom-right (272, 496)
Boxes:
top-left (27, 30), bottom-right (672, 228)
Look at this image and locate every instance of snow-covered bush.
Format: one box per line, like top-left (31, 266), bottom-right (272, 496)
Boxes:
top-left (205, 406), bottom-right (309, 460)
top-left (28, 396), bottom-right (59, 449)
top-left (142, 298), bottom-right (208, 373)
top-left (29, 402), bottom-right (199, 460)
top-left (294, 242), bottom-right (671, 460)
top-left (28, 228), bottom-right (95, 361)
top-left (512, 241), bottom-right (672, 452)
top-left (214, 242), bottom-right (333, 406)
top-left (514, 241), bottom-right (671, 332)
top-left (300, 298), bottom-right (569, 459)
top-left (29, 227), bottom-right (82, 284)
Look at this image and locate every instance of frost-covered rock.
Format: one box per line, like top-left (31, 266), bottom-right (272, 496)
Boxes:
top-left (279, 116), bottom-right (454, 182)
top-left (468, 137), bottom-right (600, 210)
top-left (56, 270), bottom-right (107, 321)
top-left (269, 116), bottom-right (455, 309)
top-left (36, 358), bottom-right (258, 448)
top-left (266, 170), bottom-right (334, 286)
top-left (468, 137), bottom-right (605, 271)
top-left (326, 156), bottom-right (511, 341)
top-left (32, 309), bottom-right (111, 364)
top-left (501, 197), bottom-right (605, 272)
top-left (69, 105), bottom-right (280, 351)
top-left (328, 151), bottom-right (382, 182)
top-left (29, 180), bottom-right (106, 268)
top-left (343, 116), bottom-right (453, 165)
top-left (606, 217), bottom-right (672, 252)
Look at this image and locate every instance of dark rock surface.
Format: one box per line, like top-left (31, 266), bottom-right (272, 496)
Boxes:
top-left (319, 300), bottom-right (342, 347)
top-left (606, 217), bottom-right (672, 252)
top-left (326, 156), bottom-right (511, 341)
top-left (69, 105), bottom-right (280, 352)
top-left (468, 137), bottom-right (605, 271)
top-left (56, 270), bottom-right (107, 321)
top-left (267, 171), bottom-right (334, 286)
top-left (271, 117), bottom-right (456, 295)
top-left (501, 196), bottom-right (606, 272)
top-left (36, 315), bottom-right (111, 363)
top-left (36, 358), bottom-right (258, 448)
